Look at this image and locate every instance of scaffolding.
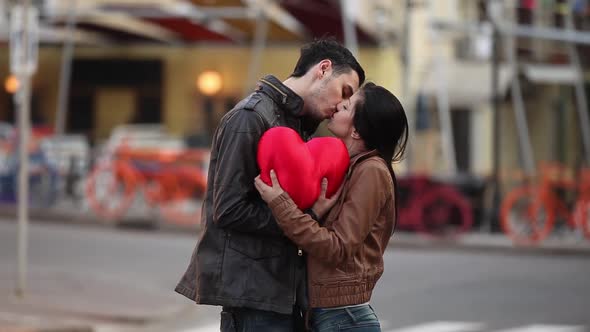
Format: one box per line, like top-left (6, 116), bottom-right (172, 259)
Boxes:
top-left (488, 0), bottom-right (590, 173)
top-left (424, 0), bottom-right (590, 176)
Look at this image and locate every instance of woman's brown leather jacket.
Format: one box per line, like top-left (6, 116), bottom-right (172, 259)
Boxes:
top-left (268, 150), bottom-right (395, 308)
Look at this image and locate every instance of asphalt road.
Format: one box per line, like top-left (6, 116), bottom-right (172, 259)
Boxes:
top-left (0, 220), bottom-right (588, 332)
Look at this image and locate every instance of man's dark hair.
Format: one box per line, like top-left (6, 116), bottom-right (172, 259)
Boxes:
top-left (290, 38), bottom-right (365, 85)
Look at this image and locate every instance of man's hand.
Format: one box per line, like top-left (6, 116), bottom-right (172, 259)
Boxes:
top-left (254, 170), bottom-right (285, 204)
top-left (311, 178), bottom-right (343, 219)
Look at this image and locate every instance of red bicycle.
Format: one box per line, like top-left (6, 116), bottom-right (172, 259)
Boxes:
top-left (396, 175), bottom-right (474, 238)
top-left (500, 163), bottom-right (590, 245)
top-left (85, 142), bottom-right (208, 226)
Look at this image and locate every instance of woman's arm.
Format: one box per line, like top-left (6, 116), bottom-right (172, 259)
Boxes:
top-left (256, 160), bottom-right (392, 266)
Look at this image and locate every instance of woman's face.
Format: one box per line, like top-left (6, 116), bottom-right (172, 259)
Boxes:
top-left (327, 91), bottom-right (361, 139)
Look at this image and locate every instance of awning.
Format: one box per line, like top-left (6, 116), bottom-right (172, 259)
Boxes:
top-left (32, 0), bottom-right (385, 45)
top-left (421, 61), bottom-right (513, 108)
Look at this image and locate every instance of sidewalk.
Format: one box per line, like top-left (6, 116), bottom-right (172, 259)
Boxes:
top-left (391, 231), bottom-right (590, 256)
top-left (0, 267), bottom-right (192, 332)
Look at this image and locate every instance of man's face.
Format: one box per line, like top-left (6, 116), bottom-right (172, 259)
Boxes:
top-left (327, 91), bottom-right (361, 139)
top-left (305, 63), bottom-right (360, 122)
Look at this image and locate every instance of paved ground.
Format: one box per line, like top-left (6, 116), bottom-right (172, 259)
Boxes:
top-left (1, 219), bottom-right (589, 332)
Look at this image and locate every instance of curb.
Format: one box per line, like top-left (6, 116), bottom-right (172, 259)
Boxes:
top-left (0, 205), bottom-right (199, 233)
top-left (0, 324), bottom-right (93, 332)
top-left (1, 204), bottom-right (589, 257)
top-left (389, 235), bottom-right (590, 257)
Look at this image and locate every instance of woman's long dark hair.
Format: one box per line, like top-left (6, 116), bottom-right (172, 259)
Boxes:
top-left (353, 82), bottom-right (409, 232)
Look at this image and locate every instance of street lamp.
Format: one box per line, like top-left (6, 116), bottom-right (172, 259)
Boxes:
top-left (5, 75), bottom-right (20, 94)
top-left (197, 70), bottom-right (222, 97)
top-left (196, 71), bottom-right (222, 145)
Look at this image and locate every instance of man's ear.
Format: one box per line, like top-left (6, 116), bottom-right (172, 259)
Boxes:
top-left (318, 59), bottom-right (333, 79)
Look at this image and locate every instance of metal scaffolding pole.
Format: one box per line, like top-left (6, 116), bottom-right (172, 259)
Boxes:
top-left (431, 28), bottom-right (458, 174)
top-left (488, 0), bottom-right (536, 176)
top-left (425, 0), bottom-right (458, 174)
top-left (431, 17), bottom-right (590, 45)
top-left (487, 20), bottom-right (502, 233)
top-left (401, 0), bottom-right (414, 173)
top-left (503, 24), bottom-right (536, 176)
top-left (243, 8), bottom-right (268, 97)
top-left (340, 0), bottom-right (358, 57)
top-left (499, 22), bottom-right (590, 44)
top-left (55, 0), bottom-right (78, 136)
top-left (565, 0), bottom-right (590, 164)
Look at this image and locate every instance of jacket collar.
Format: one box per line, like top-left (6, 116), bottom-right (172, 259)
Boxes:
top-left (348, 150), bottom-right (381, 175)
top-left (256, 75), bottom-right (304, 117)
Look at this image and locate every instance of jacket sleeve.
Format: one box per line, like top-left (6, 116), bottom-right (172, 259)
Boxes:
top-left (212, 108), bottom-right (283, 236)
top-left (268, 160), bottom-right (392, 266)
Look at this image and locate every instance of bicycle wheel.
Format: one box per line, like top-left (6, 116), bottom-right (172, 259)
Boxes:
top-left (416, 187), bottom-right (473, 238)
top-left (85, 162), bottom-right (137, 221)
top-left (500, 186), bottom-right (554, 244)
top-left (573, 199), bottom-right (590, 240)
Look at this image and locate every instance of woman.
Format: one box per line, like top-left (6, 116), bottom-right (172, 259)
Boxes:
top-left (254, 82), bottom-right (408, 331)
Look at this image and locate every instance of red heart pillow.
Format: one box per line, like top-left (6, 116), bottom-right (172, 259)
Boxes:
top-left (257, 127), bottom-right (349, 209)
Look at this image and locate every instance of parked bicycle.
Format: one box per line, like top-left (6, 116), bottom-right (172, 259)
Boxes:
top-left (500, 162), bottom-right (590, 245)
top-left (396, 175), bottom-right (474, 238)
top-left (85, 140), bottom-right (208, 226)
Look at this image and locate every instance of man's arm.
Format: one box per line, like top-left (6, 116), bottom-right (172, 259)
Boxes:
top-left (211, 109), bottom-right (283, 236)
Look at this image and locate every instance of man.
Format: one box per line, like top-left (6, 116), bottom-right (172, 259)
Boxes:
top-left (175, 38), bottom-right (365, 331)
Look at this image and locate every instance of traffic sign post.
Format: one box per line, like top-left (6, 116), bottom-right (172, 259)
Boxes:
top-left (10, 1), bottom-right (39, 297)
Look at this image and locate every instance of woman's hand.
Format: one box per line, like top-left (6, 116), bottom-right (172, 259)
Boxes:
top-left (311, 178), bottom-right (343, 219)
top-left (254, 170), bottom-right (285, 204)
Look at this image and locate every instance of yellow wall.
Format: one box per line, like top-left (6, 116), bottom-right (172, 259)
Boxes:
top-left (0, 44), bottom-right (401, 142)
top-left (0, 48), bottom-right (61, 125)
top-left (95, 88), bottom-right (136, 141)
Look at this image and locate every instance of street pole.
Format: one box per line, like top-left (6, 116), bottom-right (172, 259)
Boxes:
top-left (14, 0), bottom-right (32, 298)
top-left (10, 0), bottom-right (38, 298)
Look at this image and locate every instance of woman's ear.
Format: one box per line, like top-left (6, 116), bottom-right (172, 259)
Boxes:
top-left (351, 128), bottom-right (361, 140)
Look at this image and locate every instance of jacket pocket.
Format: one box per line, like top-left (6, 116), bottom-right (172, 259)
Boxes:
top-left (228, 232), bottom-right (283, 260)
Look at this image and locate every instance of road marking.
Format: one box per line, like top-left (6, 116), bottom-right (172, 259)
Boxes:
top-left (385, 321), bottom-right (485, 332)
top-left (180, 323), bottom-right (219, 332)
top-left (492, 325), bottom-right (586, 332)
top-left (175, 321), bottom-right (587, 332)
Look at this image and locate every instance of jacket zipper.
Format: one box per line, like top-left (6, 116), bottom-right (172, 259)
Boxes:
top-left (293, 249), bottom-right (297, 305)
top-left (260, 78), bottom-right (288, 104)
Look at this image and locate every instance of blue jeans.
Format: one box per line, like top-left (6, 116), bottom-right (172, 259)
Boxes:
top-left (311, 304), bottom-right (381, 332)
top-left (220, 307), bottom-right (294, 332)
